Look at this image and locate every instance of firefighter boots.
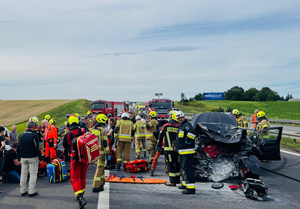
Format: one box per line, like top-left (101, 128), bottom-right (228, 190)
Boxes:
top-left (165, 182), bottom-right (176, 187)
top-left (77, 193), bottom-right (87, 209)
top-left (92, 185), bottom-right (104, 193)
top-left (178, 185), bottom-right (186, 189)
top-left (136, 155), bottom-right (140, 159)
top-left (116, 164), bottom-right (121, 171)
top-left (150, 169), bottom-right (154, 176)
top-left (182, 189), bottom-right (195, 195)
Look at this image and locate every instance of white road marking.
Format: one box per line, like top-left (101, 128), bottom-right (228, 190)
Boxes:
top-left (281, 149), bottom-right (300, 157)
top-left (97, 170), bottom-right (110, 209)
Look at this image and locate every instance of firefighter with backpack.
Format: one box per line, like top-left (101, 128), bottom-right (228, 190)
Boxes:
top-left (65, 115), bottom-right (87, 209)
top-left (91, 114), bottom-right (110, 192)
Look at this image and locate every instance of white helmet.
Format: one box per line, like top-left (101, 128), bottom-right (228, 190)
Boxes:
top-left (136, 115), bottom-right (141, 120)
top-left (33, 116), bottom-right (39, 124)
top-left (121, 112), bottom-right (129, 119)
top-left (176, 111), bottom-right (185, 119)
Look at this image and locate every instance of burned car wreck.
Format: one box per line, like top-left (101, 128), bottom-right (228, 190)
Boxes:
top-left (192, 112), bottom-right (282, 183)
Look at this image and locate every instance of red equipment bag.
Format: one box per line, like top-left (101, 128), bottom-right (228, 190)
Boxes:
top-left (125, 159), bottom-right (148, 173)
top-left (76, 132), bottom-right (101, 164)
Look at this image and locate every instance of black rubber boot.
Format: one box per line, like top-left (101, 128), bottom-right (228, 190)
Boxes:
top-left (150, 169), bottom-right (154, 176)
top-left (116, 164), bottom-right (121, 171)
top-left (178, 185), bottom-right (186, 189)
top-left (182, 189), bottom-right (195, 195)
top-left (92, 185), bottom-right (104, 193)
top-left (77, 193), bottom-right (87, 209)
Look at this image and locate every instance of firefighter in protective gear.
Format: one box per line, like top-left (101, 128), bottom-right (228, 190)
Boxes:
top-left (65, 115), bottom-right (87, 209)
top-left (44, 119), bottom-right (58, 163)
top-left (158, 112), bottom-right (180, 186)
top-left (145, 111), bottom-right (159, 164)
top-left (44, 115), bottom-right (52, 121)
top-left (114, 112), bottom-right (134, 170)
top-left (133, 115), bottom-right (146, 159)
top-left (91, 114), bottom-right (110, 192)
top-left (232, 109), bottom-right (248, 129)
top-left (175, 111), bottom-right (196, 194)
top-left (256, 111), bottom-right (270, 136)
top-left (86, 110), bottom-right (93, 129)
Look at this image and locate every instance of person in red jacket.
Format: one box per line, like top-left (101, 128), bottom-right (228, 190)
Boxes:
top-left (65, 115), bottom-right (87, 209)
top-left (42, 119), bottom-right (58, 163)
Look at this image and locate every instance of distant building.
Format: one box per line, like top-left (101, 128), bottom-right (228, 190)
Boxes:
top-left (288, 99), bottom-right (300, 102)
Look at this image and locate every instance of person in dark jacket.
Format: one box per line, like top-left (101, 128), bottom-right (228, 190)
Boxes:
top-left (3, 142), bottom-right (21, 183)
top-left (18, 121), bottom-right (43, 197)
top-left (175, 111), bottom-right (196, 194)
top-left (157, 112), bottom-right (180, 186)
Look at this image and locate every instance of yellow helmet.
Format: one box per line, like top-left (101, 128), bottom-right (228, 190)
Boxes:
top-left (68, 115), bottom-right (79, 125)
top-left (45, 115), bottom-right (51, 120)
top-left (257, 111), bottom-right (266, 118)
top-left (149, 111), bottom-right (157, 118)
top-left (29, 117), bottom-right (37, 123)
top-left (74, 113), bottom-right (79, 118)
top-left (172, 112), bottom-right (178, 122)
top-left (86, 110), bottom-right (91, 116)
top-left (49, 119), bottom-right (55, 125)
top-left (232, 109), bottom-right (239, 115)
top-left (96, 114), bottom-right (107, 123)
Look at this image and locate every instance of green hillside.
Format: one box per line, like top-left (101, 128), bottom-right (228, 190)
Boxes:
top-left (175, 100), bottom-right (300, 120)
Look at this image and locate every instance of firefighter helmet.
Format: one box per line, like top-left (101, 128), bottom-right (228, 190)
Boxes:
top-left (68, 115), bottom-right (79, 125)
top-left (49, 119), bottom-right (55, 125)
top-left (29, 117), bottom-right (37, 123)
top-left (33, 116), bottom-right (39, 124)
top-left (176, 111), bottom-right (185, 119)
top-left (257, 111), bottom-right (266, 118)
top-left (96, 114), bottom-right (107, 123)
top-left (149, 111), bottom-right (157, 118)
top-left (45, 115), bottom-right (51, 120)
top-left (87, 110), bottom-right (91, 116)
top-left (136, 115), bottom-right (141, 120)
top-left (232, 109), bottom-right (239, 115)
top-left (172, 112), bottom-right (178, 122)
top-left (121, 112), bottom-right (129, 119)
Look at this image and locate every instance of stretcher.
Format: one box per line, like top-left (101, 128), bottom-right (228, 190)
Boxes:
top-left (105, 175), bottom-right (167, 184)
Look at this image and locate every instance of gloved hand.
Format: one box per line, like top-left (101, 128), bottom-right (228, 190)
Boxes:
top-left (54, 144), bottom-right (57, 149)
top-left (107, 155), bottom-right (111, 161)
top-left (157, 147), bottom-right (162, 152)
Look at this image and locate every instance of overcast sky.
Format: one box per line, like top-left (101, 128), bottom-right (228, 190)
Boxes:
top-left (1, 0), bottom-right (300, 102)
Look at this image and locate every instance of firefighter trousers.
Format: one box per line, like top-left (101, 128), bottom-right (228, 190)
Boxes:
top-left (116, 141), bottom-right (131, 166)
top-left (45, 140), bottom-right (57, 163)
top-left (70, 159), bottom-right (88, 197)
top-left (165, 151), bottom-right (180, 184)
top-left (148, 140), bottom-right (157, 162)
top-left (135, 137), bottom-right (146, 157)
top-left (180, 154), bottom-right (195, 191)
top-left (93, 155), bottom-right (106, 188)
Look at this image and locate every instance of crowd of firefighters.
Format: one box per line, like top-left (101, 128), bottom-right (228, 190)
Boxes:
top-left (0, 107), bottom-right (271, 209)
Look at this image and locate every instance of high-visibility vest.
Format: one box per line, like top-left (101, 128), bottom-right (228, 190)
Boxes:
top-left (251, 114), bottom-right (258, 129)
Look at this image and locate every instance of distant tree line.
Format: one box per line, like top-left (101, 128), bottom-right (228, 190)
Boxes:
top-left (180, 86), bottom-right (293, 105)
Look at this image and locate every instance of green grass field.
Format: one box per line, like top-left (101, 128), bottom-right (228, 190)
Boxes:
top-left (175, 100), bottom-right (300, 120)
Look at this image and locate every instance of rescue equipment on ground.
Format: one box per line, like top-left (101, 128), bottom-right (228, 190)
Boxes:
top-left (75, 132), bottom-right (101, 164)
top-left (105, 175), bottom-right (167, 184)
top-left (47, 159), bottom-right (67, 183)
top-left (124, 159), bottom-right (148, 173)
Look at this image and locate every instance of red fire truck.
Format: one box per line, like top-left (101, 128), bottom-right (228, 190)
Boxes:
top-left (147, 98), bottom-right (174, 120)
top-left (89, 100), bottom-right (130, 118)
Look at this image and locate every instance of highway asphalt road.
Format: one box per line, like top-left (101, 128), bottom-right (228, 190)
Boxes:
top-left (1, 143), bottom-right (300, 209)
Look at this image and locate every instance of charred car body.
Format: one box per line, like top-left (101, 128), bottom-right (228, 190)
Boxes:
top-left (192, 112), bottom-right (282, 182)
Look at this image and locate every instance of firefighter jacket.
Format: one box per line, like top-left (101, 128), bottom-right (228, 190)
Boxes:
top-left (257, 119), bottom-right (270, 136)
top-left (145, 118), bottom-right (158, 141)
top-left (44, 124), bottom-right (58, 147)
top-left (236, 115), bottom-right (248, 129)
top-left (175, 119), bottom-right (196, 155)
top-left (157, 119), bottom-right (179, 152)
top-left (114, 118), bottom-right (133, 143)
top-left (91, 125), bottom-right (110, 156)
top-left (133, 120), bottom-right (146, 139)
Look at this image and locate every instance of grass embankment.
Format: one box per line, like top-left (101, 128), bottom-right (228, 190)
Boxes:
top-left (175, 100), bottom-right (300, 151)
top-left (5, 99), bottom-right (91, 136)
top-left (175, 100), bottom-right (300, 120)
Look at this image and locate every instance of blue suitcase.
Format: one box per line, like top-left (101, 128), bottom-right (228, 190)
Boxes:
top-left (47, 163), bottom-right (56, 183)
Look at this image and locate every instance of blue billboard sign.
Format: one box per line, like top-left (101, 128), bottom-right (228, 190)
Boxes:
top-left (203, 92), bottom-right (224, 100)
